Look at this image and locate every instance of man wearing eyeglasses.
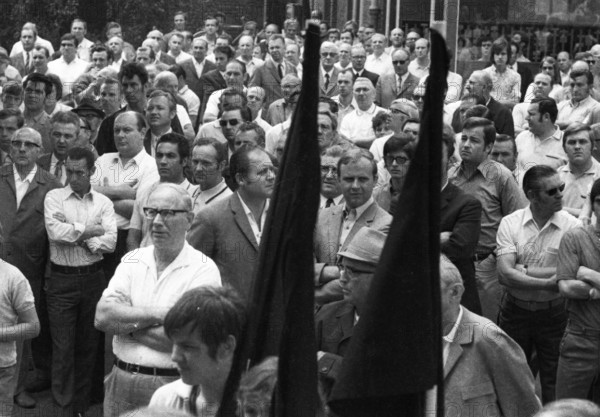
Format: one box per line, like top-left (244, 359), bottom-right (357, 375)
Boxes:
top-left (188, 145), bottom-right (275, 301)
top-left (320, 145), bottom-right (344, 209)
top-left (319, 42), bottom-right (340, 98)
top-left (375, 48), bottom-right (419, 108)
top-left (0, 127), bottom-right (61, 409)
top-left (96, 182), bottom-right (221, 417)
top-left (497, 165), bottom-right (580, 404)
top-left (43, 146), bottom-right (116, 416)
top-left (373, 134), bottom-right (412, 213)
top-left (315, 227), bottom-right (386, 385)
top-left (349, 45), bottom-right (379, 88)
top-left (369, 98), bottom-right (419, 162)
top-left (128, 133), bottom-right (197, 250)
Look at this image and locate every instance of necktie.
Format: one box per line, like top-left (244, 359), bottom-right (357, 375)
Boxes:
top-left (325, 198), bottom-right (334, 208)
top-left (325, 73), bottom-right (330, 90)
top-left (340, 208), bottom-right (357, 247)
top-left (25, 52), bottom-right (30, 70)
top-left (278, 64), bottom-right (283, 79)
top-left (397, 75), bottom-right (402, 94)
top-left (54, 159), bottom-right (64, 184)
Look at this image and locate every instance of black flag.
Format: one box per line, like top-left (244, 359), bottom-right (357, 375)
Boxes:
top-left (217, 23), bottom-right (322, 417)
top-left (328, 30), bottom-right (449, 417)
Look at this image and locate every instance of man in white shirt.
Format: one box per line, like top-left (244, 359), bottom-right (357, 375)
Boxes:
top-left (365, 33), bottom-right (393, 76)
top-left (339, 77), bottom-right (384, 148)
top-left (44, 146), bottom-right (117, 416)
top-left (10, 22), bottom-right (55, 58)
top-left (127, 133), bottom-right (197, 250)
top-left (516, 97), bottom-right (567, 182)
top-left (91, 111), bottom-right (159, 277)
top-left (168, 32), bottom-right (192, 64)
top-left (47, 34), bottom-right (88, 98)
top-left (237, 35), bottom-right (264, 80)
top-left (153, 72), bottom-right (195, 141)
top-left (408, 38), bottom-right (430, 80)
top-left (334, 42), bottom-right (352, 71)
top-left (71, 19), bottom-right (94, 62)
top-left (107, 36), bottom-right (125, 70)
top-left (190, 138), bottom-right (232, 213)
top-left (187, 145), bottom-right (275, 301)
top-left (203, 60), bottom-right (246, 123)
top-left (513, 73), bottom-right (553, 135)
top-left (95, 182), bottom-right (221, 417)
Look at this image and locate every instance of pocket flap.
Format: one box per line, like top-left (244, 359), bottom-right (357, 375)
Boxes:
top-left (461, 381), bottom-right (495, 400)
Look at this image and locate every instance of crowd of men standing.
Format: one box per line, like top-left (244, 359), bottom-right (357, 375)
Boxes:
top-left (2, 8), bottom-right (600, 417)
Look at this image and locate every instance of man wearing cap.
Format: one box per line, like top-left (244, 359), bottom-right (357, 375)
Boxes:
top-left (315, 227), bottom-right (386, 385)
top-left (71, 99), bottom-right (105, 149)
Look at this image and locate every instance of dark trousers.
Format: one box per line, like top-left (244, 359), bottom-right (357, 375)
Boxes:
top-left (498, 297), bottom-right (567, 404)
top-left (46, 268), bottom-right (106, 412)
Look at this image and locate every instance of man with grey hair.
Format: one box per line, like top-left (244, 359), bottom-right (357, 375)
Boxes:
top-left (266, 73), bottom-right (301, 126)
top-left (464, 70), bottom-right (515, 136)
top-left (432, 255), bottom-right (541, 416)
top-left (385, 27), bottom-right (405, 55)
top-left (365, 33), bottom-right (393, 76)
top-left (237, 34), bottom-right (263, 79)
top-left (375, 48), bottom-right (419, 108)
top-left (369, 98), bottom-right (419, 162)
top-left (145, 30), bottom-right (175, 65)
top-left (96, 182), bottom-right (221, 417)
top-left (339, 77), bottom-right (384, 148)
top-left (320, 41), bottom-right (340, 98)
top-left (0, 127), bottom-right (61, 408)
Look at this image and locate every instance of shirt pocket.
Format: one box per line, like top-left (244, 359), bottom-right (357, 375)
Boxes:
top-left (461, 380), bottom-right (495, 401)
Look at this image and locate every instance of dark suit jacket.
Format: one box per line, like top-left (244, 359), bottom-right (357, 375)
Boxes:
top-left (487, 97), bottom-right (515, 137)
top-left (198, 69), bottom-right (227, 124)
top-left (96, 108), bottom-right (184, 156)
top-left (187, 193), bottom-right (260, 301)
top-left (249, 59), bottom-right (297, 109)
top-left (516, 62), bottom-right (534, 103)
top-left (314, 201), bottom-right (392, 305)
top-left (11, 53), bottom-right (31, 77)
top-left (375, 72), bottom-right (420, 108)
top-left (180, 58), bottom-right (217, 104)
top-left (352, 68), bottom-right (379, 88)
top-left (319, 67), bottom-right (340, 98)
top-left (441, 183), bottom-right (482, 315)
top-left (37, 153), bottom-right (52, 172)
top-left (0, 165), bottom-right (61, 298)
top-left (315, 300), bottom-right (354, 392)
top-left (445, 308), bottom-right (541, 417)
top-left (158, 52), bottom-right (176, 66)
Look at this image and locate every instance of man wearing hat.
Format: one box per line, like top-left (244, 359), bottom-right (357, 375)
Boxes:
top-left (71, 98), bottom-right (105, 149)
top-left (315, 227), bottom-right (386, 391)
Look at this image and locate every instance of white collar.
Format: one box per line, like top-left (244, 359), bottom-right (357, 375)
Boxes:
top-left (13, 163), bottom-right (37, 183)
top-left (444, 306), bottom-right (463, 344)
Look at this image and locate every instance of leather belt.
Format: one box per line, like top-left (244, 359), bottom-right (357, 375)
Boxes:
top-left (506, 293), bottom-right (564, 312)
top-left (472, 252), bottom-right (494, 262)
top-left (51, 261), bottom-right (102, 275)
top-left (114, 359), bottom-right (179, 377)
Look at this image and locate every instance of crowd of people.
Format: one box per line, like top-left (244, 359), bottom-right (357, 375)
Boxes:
top-left (2, 8), bottom-right (600, 417)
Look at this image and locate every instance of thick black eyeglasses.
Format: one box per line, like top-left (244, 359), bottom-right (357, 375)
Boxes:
top-left (143, 207), bottom-right (188, 219)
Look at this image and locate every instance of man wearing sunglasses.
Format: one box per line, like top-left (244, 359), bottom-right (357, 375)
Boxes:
top-left (375, 48), bottom-right (419, 109)
top-left (0, 127), bottom-right (61, 409)
top-left (497, 165), bottom-right (580, 404)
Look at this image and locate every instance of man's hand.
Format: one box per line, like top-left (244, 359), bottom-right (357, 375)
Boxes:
top-left (577, 266), bottom-right (597, 283)
top-left (53, 212), bottom-right (67, 223)
top-left (440, 231), bottom-right (452, 245)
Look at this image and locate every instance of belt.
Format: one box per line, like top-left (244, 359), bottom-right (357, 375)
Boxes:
top-left (51, 261), bottom-right (102, 275)
top-left (114, 359), bottom-right (180, 377)
top-left (506, 293), bottom-right (564, 312)
top-left (472, 252), bottom-right (494, 262)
